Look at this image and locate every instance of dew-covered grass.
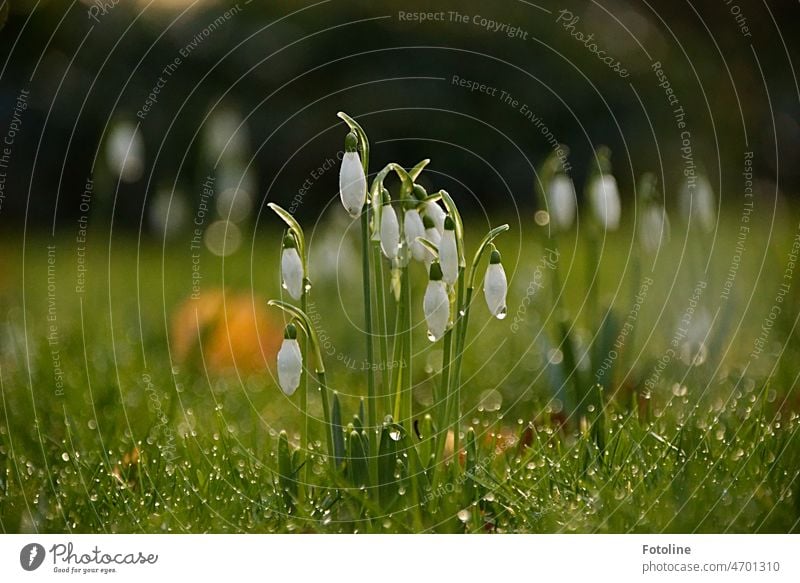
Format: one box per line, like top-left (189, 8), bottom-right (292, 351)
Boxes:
top-left (1, 209), bottom-right (799, 533)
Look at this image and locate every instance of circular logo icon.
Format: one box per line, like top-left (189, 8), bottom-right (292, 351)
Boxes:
top-left (20, 543), bottom-right (46, 571)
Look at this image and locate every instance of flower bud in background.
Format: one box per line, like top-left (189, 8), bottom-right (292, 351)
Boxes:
top-left (277, 323), bottom-right (302, 396)
top-left (638, 173), bottom-right (670, 255)
top-left (422, 214), bottom-right (440, 269)
top-left (404, 204), bottom-right (426, 262)
top-left (680, 173), bottom-right (716, 234)
top-left (439, 216), bottom-right (459, 285)
top-left (423, 262), bottom-right (450, 341)
top-left (547, 174), bottom-right (576, 231)
top-left (106, 120), bottom-right (144, 183)
top-left (588, 174), bottom-right (621, 231)
top-left (339, 131), bottom-right (366, 217)
top-left (483, 249), bottom-right (508, 319)
top-left (280, 233), bottom-right (303, 300)
top-left (380, 190), bottom-right (400, 260)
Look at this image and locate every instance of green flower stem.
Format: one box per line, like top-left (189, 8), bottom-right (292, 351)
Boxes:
top-left (449, 267), bottom-right (466, 465)
top-left (300, 287), bottom-right (310, 490)
top-left (360, 206), bottom-right (378, 467)
top-left (372, 243), bottom-right (391, 416)
top-left (402, 264), bottom-right (413, 426)
top-left (316, 369), bottom-right (334, 472)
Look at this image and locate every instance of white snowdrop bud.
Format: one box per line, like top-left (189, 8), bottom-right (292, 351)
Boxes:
top-left (639, 204), bottom-right (670, 255)
top-left (588, 174), bottom-right (621, 231)
top-left (404, 206), bottom-right (427, 262)
top-left (680, 174), bottom-right (716, 234)
top-left (280, 234), bottom-right (303, 300)
top-left (422, 214), bottom-right (440, 269)
top-left (339, 132), bottom-right (366, 218)
top-left (277, 323), bottom-right (302, 396)
top-left (106, 120), bottom-right (144, 183)
top-left (547, 174), bottom-right (576, 231)
top-left (439, 216), bottom-right (459, 285)
top-left (380, 193), bottom-right (400, 260)
top-left (423, 262), bottom-right (450, 342)
top-left (483, 249), bottom-right (508, 319)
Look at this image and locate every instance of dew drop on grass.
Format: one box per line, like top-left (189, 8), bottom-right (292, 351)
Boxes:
top-left (457, 509), bottom-right (471, 523)
top-left (61, 452), bottom-right (70, 462)
top-left (389, 429), bottom-right (401, 441)
top-left (483, 492), bottom-right (496, 502)
top-left (672, 384), bottom-right (688, 397)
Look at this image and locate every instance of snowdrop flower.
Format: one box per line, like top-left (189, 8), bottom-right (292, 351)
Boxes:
top-left (277, 323), bottom-right (302, 396)
top-left (483, 249), bottom-right (508, 319)
top-left (588, 174), bottom-right (621, 231)
top-left (414, 184), bottom-right (445, 234)
top-left (547, 174), bottom-right (576, 231)
top-left (404, 206), bottom-right (426, 262)
top-left (423, 262), bottom-right (450, 341)
top-left (422, 214), bottom-right (440, 269)
top-left (639, 204), bottom-right (670, 255)
top-left (106, 120), bottom-right (144, 183)
top-left (680, 174), bottom-right (716, 234)
top-left (280, 234), bottom-right (304, 300)
top-left (380, 194), bottom-right (400, 260)
top-left (439, 216), bottom-right (458, 285)
top-left (339, 131), bottom-right (366, 217)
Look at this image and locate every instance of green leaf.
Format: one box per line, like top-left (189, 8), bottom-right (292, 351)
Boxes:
top-left (277, 431), bottom-right (298, 502)
top-left (377, 426), bottom-right (398, 508)
top-left (347, 430), bottom-right (369, 487)
top-left (331, 393), bottom-right (346, 465)
top-left (409, 159), bottom-right (430, 181)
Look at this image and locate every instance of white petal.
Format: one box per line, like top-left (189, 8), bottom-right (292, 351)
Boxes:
top-left (483, 263), bottom-right (508, 318)
top-left (339, 152), bottom-right (366, 217)
top-left (277, 339), bottom-right (302, 396)
top-left (423, 280), bottom-right (450, 341)
top-left (424, 201), bottom-right (446, 234)
top-left (439, 230), bottom-right (458, 285)
top-left (281, 247), bottom-right (303, 300)
top-left (380, 206), bottom-right (400, 260)
top-left (547, 175), bottom-right (576, 230)
top-left (639, 205), bottom-right (670, 255)
top-left (589, 175), bottom-right (621, 231)
top-left (404, 209), bottom-right (427, 262)
top-left (680, 175), bottom-right (715, 233)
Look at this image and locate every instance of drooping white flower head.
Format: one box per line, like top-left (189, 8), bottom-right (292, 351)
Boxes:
top-left (423, 262), bottom-right (450, 341)
top-left (280, 233), bottom-right (304, 300)
top-left (106, 120), bottom-right (144, 183)
top-left (588, 174), bottom-right (621, 231)
top-left (547, 174), bottom-right (576, 231)
top-left (413, 184), bottom-right (446, 234)
top-left (380, 193), bottom-right (400, 260)
top-left (483, 249), bottom-right (508, 319)
top-left (404, 206), bottom-right (427, 262)
top-left (680, 174), bottom-right (716, 234)
top-left (338, 132), bottom-right (366, 218)
top-left (277, 323), bottom-right (302, 396)
top-left (439, 216), bottom-right (459, 285)
top-left (639, 204), bottom-right (670, 255)
top-left (422, 214), bottom-right (441, 269)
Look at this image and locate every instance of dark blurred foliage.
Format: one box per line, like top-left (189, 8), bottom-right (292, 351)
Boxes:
top-left (0, 0), bottom-right (798, 233)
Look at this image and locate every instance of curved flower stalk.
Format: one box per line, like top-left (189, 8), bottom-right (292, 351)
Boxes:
top-left (483, 248), bottom-right (508, 319)
top-left (280, 233), bottom-right (303, 300)
top-left (423, 262), bottom-right (450, 341)
top-left (277, 323), bottom-right (302, 396)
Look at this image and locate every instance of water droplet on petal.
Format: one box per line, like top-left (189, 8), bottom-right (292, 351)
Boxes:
top-left (495, 305), bottom-right (507, 320)
top-left (427, 330), bottom-right (437, 342)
